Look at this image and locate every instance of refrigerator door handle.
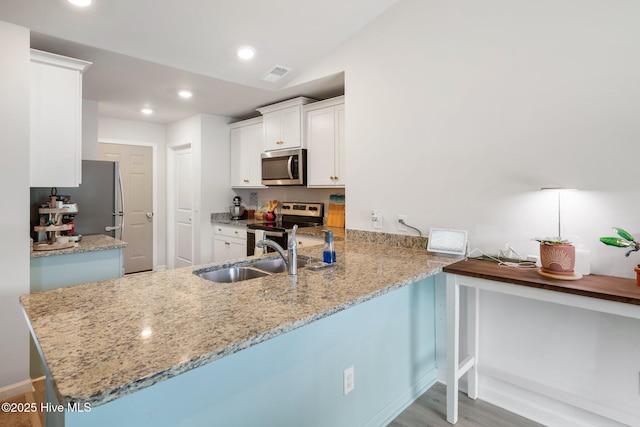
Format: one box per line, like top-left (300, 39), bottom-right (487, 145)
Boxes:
top-left (115, 163), bottom-right (125, 241)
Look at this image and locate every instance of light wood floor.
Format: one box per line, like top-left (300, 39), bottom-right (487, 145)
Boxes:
top-left (389, 382), bottom-right (543, 427)
top-left (1, 379), bottom-right (541, 427)
top-left (0, 378), bottom-right (44, 427)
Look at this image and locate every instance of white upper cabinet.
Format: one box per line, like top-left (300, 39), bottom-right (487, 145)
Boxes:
top-left (257, 97), bottom-right (316, 151)
top-left (30, 49), bottom-right (91, 188)
top-left (305, 96), bottom-right (345, 187)
top-left (229, 117), bottom-right (265, 188)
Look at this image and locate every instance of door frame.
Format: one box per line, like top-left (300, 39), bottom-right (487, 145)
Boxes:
top-left (167, 139), bottom-right (194, 269)
top-left (98, 138), bottom-right (159, 271)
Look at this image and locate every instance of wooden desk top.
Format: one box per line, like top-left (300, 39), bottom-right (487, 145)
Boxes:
top-left (443, 258), bottom-right (640, 306)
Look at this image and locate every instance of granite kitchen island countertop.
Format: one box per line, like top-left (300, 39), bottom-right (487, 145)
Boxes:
top-left (30, 234), bottom-right (127, 259)
top-left (20, 239), bottom-right (456, 408)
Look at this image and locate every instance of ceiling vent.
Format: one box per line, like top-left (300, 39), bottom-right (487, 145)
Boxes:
top-left (262, 65), bottom-right (292, 83)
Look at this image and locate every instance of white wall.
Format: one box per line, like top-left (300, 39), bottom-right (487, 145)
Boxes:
top-left (166, 114), bottom-right (234, 266)
top-left (293, 0), bottom-right (640, 279)
top-left (289, 1), bottom-right (640, 425)
top-left (200, 114), bottom-right (235, 263)
top-left (82, 100), bottom-right (99, 160)
top-left (0, 21), bottom-right (30, 390)
top-left (97, 116), bottom-right (167, 268)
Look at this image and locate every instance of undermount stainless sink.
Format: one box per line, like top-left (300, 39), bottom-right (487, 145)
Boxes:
top-left (196, 267), bottom-right (269, 283)
top-left (251, 255), bottom-right (314, 273)
top-left (195, 255), bottom-right (318, 283)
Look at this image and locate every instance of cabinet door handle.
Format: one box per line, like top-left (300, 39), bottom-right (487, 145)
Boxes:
top-left (243, 179), bottom-right (249, 183)
top-left (276, 140), bottom-right (283, 145)
top-left (225, 242), bottom-right (230, 246)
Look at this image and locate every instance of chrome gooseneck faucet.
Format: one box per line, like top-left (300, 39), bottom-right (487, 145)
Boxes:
top-left (256, 225), bottom-right (298, 275)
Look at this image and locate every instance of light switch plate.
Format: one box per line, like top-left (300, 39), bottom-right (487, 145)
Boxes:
top-left (371, 210), bottom-right (383, 229)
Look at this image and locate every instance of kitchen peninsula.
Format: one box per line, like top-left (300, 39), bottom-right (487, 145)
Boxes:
top-left (29, 234), bottom-right (127, 381)
top-left (30, 234), bottom-right (127, 291)
top-left (21, 237), bottom-right (455, 427)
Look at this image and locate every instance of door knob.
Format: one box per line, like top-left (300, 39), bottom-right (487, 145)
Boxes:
top-left (146, 212), bottom-right (154, 218)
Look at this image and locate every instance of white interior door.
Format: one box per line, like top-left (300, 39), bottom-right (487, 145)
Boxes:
top-left (99, 143), bottom-right (154, 274)
top-left (174, 147), bottom-right (193, 268)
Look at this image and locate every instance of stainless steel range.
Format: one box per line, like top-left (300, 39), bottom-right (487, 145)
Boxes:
top-left (246, 201), bottom-right (324, 256)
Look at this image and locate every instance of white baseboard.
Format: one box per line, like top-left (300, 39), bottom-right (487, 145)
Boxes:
top-left (479, 368), bottom-right (638, 427)
top-left (365, 367), bottom-right (438, 427)
top-left (154, 264), bottom-right (167, 272)
top-left (0, 378), bottom-right (34, 400)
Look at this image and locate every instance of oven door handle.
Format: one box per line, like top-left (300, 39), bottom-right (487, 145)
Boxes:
top-left (247, 229), bottom-right (286, 238)
top-left (287, 156), bottom-right (294, 180)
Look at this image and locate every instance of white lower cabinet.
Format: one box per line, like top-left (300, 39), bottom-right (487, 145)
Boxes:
top-left (213, 224), bottom-right (247, 262)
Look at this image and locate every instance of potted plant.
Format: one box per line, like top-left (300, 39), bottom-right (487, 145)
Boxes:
top-left (599, 227), bottom-right (640, 286)
top-left (534, 237), bottom-right (576, 278)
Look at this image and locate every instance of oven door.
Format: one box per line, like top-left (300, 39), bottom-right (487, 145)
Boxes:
top-left (247, 229), bottom-right (288, 256)
top-left (261, 148), bottom-right (306, 186)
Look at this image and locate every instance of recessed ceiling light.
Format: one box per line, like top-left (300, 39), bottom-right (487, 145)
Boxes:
top-left (237, 46), bottom-right (256, 61)
top-left (141, 108), bottom-right (153, 115)
top-left (67, 0), bottom-right (92, 6)
top-left (178, 90), bottom-right (193, 99)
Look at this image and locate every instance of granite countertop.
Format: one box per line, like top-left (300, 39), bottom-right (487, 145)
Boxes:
top-left (30, 234), bottom-right (127, 259)
top-left (21, 239), bottom-right (456, 408)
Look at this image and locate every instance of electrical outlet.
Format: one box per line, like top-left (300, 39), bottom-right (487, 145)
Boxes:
top-left (398, 215), bottom-right (408, 232)
top-left (344, 366), bottom-right (355, 395)
top-left (371, 210), bottom-right (383, 229)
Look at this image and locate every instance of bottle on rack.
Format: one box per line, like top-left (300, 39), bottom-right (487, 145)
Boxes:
top-left (323, 230), bottom-right (336, 264)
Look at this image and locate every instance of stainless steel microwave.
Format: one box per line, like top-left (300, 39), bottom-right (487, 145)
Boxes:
top-left (261, 148), bottom-right (307, 186)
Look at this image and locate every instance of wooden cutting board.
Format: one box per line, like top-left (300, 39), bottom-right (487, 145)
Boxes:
top-left (327, 194), bottom-right (345, 228)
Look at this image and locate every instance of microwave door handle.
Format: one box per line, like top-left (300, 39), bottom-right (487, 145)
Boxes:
top-left (287, 156), bottom-right (294, 180)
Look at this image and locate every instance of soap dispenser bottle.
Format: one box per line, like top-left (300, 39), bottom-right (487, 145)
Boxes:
top-left (323, 230), bottom-right (336, 264)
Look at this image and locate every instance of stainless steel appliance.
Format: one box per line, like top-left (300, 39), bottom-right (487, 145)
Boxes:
top-left (261, 148), bottom-right (307, 186)
top-left (230, 196), bottom-right (245, 219)
top-left (30, 160), bottom-right (125, 239)
top-left (247, 201), bottom-right (323, 256)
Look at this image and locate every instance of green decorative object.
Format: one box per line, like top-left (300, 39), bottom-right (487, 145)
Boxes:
top-left (600, 227), bottom-right (640, 257)
top-left (534, 238), bottom-right (572, 246)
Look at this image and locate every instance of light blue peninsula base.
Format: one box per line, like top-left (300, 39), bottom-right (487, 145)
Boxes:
top-left (65, 277), bottom-right (437, 427)
top-left (30, 247), bottom-right (123, 292)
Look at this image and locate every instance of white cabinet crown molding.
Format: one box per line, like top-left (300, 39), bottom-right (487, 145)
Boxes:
top-left (255, 96), bottom-right (316, 115)
top-left (302, 95), bottom-right (345, 112)
top-left (30, 49), bottom-right (92, 73)
top-left (228, 116), bottom-right (263, 129)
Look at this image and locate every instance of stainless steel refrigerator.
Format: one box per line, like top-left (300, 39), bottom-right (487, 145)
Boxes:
top-left (30, 160), bottom-right (124, 239)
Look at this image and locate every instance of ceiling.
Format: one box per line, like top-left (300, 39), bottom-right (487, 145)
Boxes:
top-left (0, 0), bottom-right (397, 123)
